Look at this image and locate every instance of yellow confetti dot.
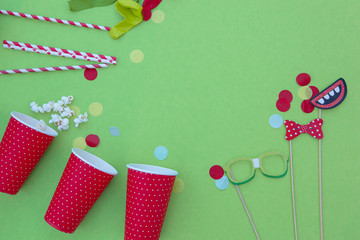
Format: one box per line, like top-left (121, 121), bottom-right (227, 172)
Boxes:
top-left (70, 105), bottom-right (80, 117)
top-left (130, 50), bottom-right (144, 63)
top-left (172, 178), bottom-right (184, 193)
top-left (151, 10), bottom-right (165, 24)
top-left (298, 86), bottom-right (312, 100)
top-left (89, 102), bottom-right (103, 116)
top-left (73, 137), bottom-right (86, 150)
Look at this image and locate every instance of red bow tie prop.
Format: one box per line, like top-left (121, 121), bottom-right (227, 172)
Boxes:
top-left (284, 118), bottom-right (324, 141)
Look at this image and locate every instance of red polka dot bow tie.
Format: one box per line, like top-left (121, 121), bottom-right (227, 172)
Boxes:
top-left (284, 118), bottom-right (324, 141)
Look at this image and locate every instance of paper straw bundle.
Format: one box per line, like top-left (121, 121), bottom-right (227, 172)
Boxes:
top-left (0, 40), bottom-right (116, 75)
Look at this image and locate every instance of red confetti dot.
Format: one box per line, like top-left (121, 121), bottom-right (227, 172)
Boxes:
top-left (209, 165), bottom-right (224, 180)
top-left (301, 100), bottom-right (315, 113)
top-left (85, 134), bottom-right (100, 147)
top-left (279, 90), bottom-right (293, 102)
top-left (296, 73), bottom-right (311, 86)
top-left (276, 98), bottom-right (291, 112)
top-left (84, 68), bottom-right (98, 81)
top-left (309, 86), bottom-right (319, 98)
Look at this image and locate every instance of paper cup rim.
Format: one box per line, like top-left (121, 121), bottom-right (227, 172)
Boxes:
top-left (127, 164), bottom-right (178, 176)
top-left (10, 112), bottom-right (58, 137)
top-left (72, 148), bottom-right (118, 176)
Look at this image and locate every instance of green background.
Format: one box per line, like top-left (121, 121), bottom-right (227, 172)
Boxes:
top-left (0, 0), bottom-right (359, 239)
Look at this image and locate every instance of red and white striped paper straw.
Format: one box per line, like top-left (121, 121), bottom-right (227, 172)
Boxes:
top-left (3, 40), bottom-right (117, 64)
top-left (3, 44), bottom-right (115, 65)
top-left (0, 64), bottom-right (108, 75)
top-left (0, 9), bottom-right (110, 31)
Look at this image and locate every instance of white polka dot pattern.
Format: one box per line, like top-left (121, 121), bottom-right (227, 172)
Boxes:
top-left (0, 117), bottom-right (55, 195)
top-left (124, 169), bottom-right (176, 240)
top-left (44, 153), bottom-right (115, 233)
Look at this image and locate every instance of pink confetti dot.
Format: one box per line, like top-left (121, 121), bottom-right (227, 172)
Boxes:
top-left (276, 98), bottom-right (291, 112)
top-left (84, 68), bottom-right (98, 81)
top-left (209, 165), bottom-right (224, 180)
top-left (279, 90), bottom-right (293, 102)
top-left (296, 73), bottom-right (311, 86)
top-left (301, 99), bottom-right (315, 113)
top-left (309, 86), bottom-right (319, 98)
top-left (85, 134), bottom-right (100, 147)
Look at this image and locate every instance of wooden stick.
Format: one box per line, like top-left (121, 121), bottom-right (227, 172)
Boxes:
top-left (290, 140), bottom-right (298, 240)
top-left (319, 109), bottom-right (324, 240)
top-left (229, 169), bottom-right (260, 240)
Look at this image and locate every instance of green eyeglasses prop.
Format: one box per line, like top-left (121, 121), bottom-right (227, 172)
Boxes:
top-left (224, 152), bottom-right (289, 185)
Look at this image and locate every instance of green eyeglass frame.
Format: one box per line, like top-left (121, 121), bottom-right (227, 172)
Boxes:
top-left (224, 152), bottom-right (289, 185)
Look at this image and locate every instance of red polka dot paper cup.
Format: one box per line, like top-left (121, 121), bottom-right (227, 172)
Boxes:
top-left (125, 164), bottom-right (178, 240)
top-left (44, 148), bottom-right (118, 234)
top-left (0, 112), bottom-right (58, 195)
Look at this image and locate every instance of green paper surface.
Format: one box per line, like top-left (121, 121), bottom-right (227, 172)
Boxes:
top-left (0, 0), bottom-right (360, 239)
top-left (69, 0), bottom-right (117, 11)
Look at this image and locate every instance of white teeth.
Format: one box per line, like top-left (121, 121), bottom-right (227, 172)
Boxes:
top-left (318, 98), bottom-right (325, 104)
top-left (329, 90), bottom-right (335, 96)
top-left (324, 94), bottom-right (330, 100)
top-left (335, 86), bottom-right (340, 93)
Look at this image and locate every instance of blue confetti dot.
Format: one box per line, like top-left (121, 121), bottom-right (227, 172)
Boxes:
top-left (109, 127), bottom-right (120, 136)
top-left (215, 175), bottom-right (229, 190)
top-left (154, 146), bottom-right (168, 160)
top-left (269, 114), bottom-right (284, 128)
